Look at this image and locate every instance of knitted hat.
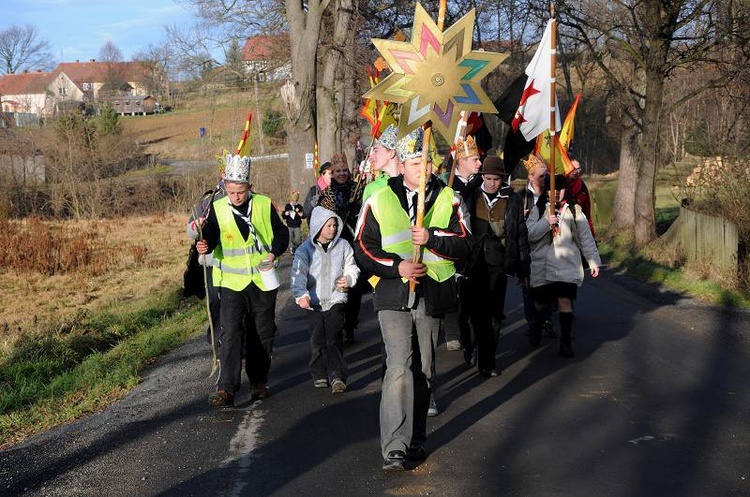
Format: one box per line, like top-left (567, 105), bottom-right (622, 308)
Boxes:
top-left (224, 153), bottom-right (251, 183)
top-left (319, 161), bottom-right (332, 175)
top-left (479, 155), bottom-right (506, 176)
top-left (396, 127), bottom-right (425, 163)
top-left (455, 135), bottom-right (479, 160)
top-left (376, 124), bottom-right (399, 150)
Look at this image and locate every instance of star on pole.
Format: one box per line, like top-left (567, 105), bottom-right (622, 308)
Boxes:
top-left (363, 2), bottom-right (508, 140)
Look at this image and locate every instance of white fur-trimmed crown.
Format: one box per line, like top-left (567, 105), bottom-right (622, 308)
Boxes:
top-left (224, 153), bottom-right (251, 183)
top-left (396, 128), bottom-right (425, 163)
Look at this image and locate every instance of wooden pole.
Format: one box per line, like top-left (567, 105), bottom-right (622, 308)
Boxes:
top-left (410, 0), bottom-right (447, 293)
top-left (438, 0), bottom-right (447, 30)
top-left (411, 124), bottom-right (433, 287)
top-left (313, 140), bottom-right (320, 181)
top-left (548, 4), bottom-right (558, 220)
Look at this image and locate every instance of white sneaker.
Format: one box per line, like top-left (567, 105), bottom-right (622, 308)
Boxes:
top-left (427, 395), bottom-right (439, 417)
top-left (446, 340), bottom-right (461, 351)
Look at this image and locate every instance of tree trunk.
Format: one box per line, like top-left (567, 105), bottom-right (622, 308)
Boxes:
top-left (611, 124), bottom-right (639, 233)
top-left (317, 0), bottom-right (353, 163)
top-left (633, 1), bottom-right (672, 248)
top-left (284, 0), bottom-right (331, 193)
top-left (634, 75), bottom-right (663, 247)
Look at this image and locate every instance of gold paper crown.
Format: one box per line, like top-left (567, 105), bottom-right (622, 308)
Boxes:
top-left (455, 135), bottom-right (479, 160)
top-left (522, 154), bottom-right (547, 174)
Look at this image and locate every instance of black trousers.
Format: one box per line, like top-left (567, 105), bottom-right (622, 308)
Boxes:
top-left (218, 282), bottom-right (277, 393)
top-left (308, 304), bottom-right (348, 382)
top-left (344, 272), bottom-right (370, 333)
top-left (463, 265), bottom-right (508, 371)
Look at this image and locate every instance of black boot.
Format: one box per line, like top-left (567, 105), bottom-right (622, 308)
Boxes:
top-left (559, 312), bottom-right (575, 357)
top-left (529, 314), bottom-right (543, 347)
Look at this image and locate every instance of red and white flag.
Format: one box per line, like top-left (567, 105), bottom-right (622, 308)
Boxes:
top-left (511, 19), bottom-right (561, 141)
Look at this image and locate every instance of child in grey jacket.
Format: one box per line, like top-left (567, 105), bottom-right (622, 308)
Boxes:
top-left (291, 206), bottom-right (360, 393)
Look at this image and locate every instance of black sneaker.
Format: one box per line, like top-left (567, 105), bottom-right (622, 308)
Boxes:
top-left (382, 450), bottom-right (406, 471)
top-left (479, 368), bottom-right (501, 378)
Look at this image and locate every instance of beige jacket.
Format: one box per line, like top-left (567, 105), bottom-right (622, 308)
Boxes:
top-left (526, 202), bottom-right (601, 288)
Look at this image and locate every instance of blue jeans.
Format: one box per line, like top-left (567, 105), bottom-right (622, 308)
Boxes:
top-left (378, 301), bottom-right (440, 458)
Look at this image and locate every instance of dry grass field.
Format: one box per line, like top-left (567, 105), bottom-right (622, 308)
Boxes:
top-left (121, 89), bottom-right (278, 161)
top-left (1, 88), bottom-right (294, 356)
top-left (0, 213), bottom-right (190, 355)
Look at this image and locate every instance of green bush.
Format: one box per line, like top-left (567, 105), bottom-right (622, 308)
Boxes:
top-left (262, 109), bottom-right (286, 139)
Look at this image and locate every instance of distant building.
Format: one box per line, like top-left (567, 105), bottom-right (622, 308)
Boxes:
top-left (0, 70), bottom-right (55, 118)
top-left (53, 59), bottom-right (150, 101)
top-left (0, 59), bottom-right (158, 125)
top-left (242, 34), bottom-right (291, 81)
top-left (103, 95), bottom-right (157, 116)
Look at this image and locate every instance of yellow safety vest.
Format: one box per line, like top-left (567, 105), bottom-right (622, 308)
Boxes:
top-left (212, 194), bottom-right (275, 291)
top-left (369, 185), bottom-right (456, 283)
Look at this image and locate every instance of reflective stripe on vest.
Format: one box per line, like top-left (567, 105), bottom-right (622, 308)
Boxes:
top-left (212, 194), bottom-right (275, 291)
top-left (370, 186), bottom-right (456, 283)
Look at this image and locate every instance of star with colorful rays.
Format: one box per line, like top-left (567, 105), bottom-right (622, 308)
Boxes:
top-left (363, 2), bottom-right (508, 140)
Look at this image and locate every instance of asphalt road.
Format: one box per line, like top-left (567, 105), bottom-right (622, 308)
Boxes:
top-left (1, 257), bottom-right (748, 497)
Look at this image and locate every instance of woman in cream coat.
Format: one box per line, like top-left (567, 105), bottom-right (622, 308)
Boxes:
top-left (526, 171), bottom-right (600, 357)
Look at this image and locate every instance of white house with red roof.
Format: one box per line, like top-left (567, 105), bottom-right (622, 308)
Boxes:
top-left (0, 59), bottom-right (154, 122)
top-left (0, 70), bottom-right (55, 116)
top-left (242, 34), bottom-right (291, 81)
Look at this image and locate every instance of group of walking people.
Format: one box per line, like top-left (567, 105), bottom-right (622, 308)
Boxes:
top-left (186, 125), bottom-right (601, 471)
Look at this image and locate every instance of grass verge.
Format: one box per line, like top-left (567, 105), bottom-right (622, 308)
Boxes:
top-left (599, 236), bottom-right (750, 309)
top-left (0, 286), bottom-right (204, 449)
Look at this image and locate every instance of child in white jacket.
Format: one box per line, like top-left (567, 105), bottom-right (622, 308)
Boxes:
top-left (291, 206), bottom-right (360, 393)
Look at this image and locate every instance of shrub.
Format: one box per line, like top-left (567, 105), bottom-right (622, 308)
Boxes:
top-left (262, 109), bottom-right (286, 139)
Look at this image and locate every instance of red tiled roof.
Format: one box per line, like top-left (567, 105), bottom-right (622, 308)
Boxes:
top-left (0, 71), bottom-right (54, 95)
top-left (242, 34), bottom-right (290, 61)
top-left (53, 60), bottom-right (146, 83)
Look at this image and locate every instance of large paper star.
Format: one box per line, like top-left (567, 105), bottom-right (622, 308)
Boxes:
top-left (363, 3), bottom-right (508, 140)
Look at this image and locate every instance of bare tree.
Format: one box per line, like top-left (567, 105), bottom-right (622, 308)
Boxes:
top-left (133, 40), bottom-right (178, 108)
top-left (0, 24), bottom-right (55, 74)
top-left (96, 41), bottom-right (130, 98)
top-left (98, 40), bottom-right (124, 63)
top-left (557, 0), bottom-right (746, 247)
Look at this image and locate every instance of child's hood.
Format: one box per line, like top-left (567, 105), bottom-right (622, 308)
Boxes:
top-left (310, 205), bottom-right (344, 245)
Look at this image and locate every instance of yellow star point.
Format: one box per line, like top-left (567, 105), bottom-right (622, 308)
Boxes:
top-left (363, 2), bottom-right (508, 140)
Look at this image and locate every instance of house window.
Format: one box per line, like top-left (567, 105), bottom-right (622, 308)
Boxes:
top-left (58, 87), bottom-right (67, 96)
top-left (83, 82), bottom-right (92, 91)
top-left (114, 101), bottom-right (120, 106)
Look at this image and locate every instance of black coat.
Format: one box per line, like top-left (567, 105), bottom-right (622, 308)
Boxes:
top-left (354, 175), bottom-right (473, 316)
top-left (464, 185), bottom-right (530, 278)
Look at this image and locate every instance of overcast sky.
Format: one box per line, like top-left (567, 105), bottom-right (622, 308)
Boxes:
top-left (4, 0), bottom-right (196, 63)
